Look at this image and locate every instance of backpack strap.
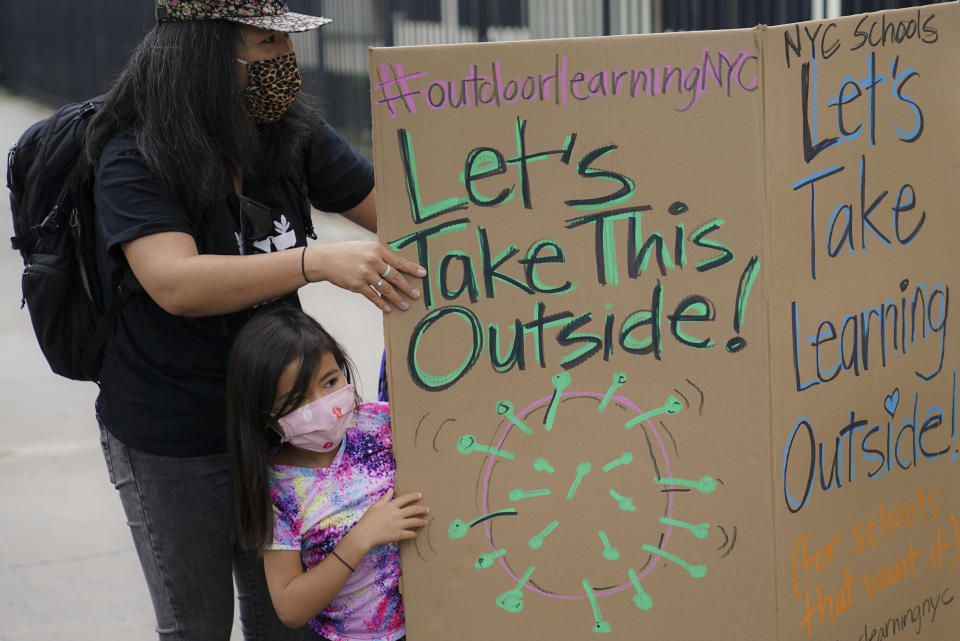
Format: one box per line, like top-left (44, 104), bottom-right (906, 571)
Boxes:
top-left (82, 270), bottom-right (143, 377)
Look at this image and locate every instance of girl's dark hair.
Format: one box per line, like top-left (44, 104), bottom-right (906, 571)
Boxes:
top-left (84, 20), bottom-right (317, 216)
top-left (226, 305), bottom-right (356, 551)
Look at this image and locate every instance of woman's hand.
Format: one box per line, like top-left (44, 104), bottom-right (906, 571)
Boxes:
top-left (305, 242), bottom-right (426, 312)
top-left (351, 489), bottom-right (428, 550)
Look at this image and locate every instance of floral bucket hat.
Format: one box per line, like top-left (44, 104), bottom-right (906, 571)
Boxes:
top-left (155, 0), bottom-right (331, 32)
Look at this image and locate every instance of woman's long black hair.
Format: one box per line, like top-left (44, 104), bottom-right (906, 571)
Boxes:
top-left (226, 305), bottom-right (356, 551)
top-left (84, 19), bottom-right (317, 217)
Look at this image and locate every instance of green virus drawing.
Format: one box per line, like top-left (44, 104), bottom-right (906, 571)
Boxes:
top-left (445, 371), bottom-right (729, 634)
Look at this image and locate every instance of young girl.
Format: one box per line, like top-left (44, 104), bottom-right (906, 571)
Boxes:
top-left (226, 306), bottom-right (427, 640)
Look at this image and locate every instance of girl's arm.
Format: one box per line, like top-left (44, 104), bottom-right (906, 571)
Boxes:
top-left (264, 489), bottom-right (428, 629)
top-left (121, 230), bottom-right (425, 316)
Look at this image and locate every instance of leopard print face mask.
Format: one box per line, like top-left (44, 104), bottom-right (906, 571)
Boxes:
top-left (236, 51), bottom-right (302, 123)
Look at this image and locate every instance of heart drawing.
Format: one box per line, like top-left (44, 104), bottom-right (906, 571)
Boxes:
top-left (884, 388), bottom-right (900, 417)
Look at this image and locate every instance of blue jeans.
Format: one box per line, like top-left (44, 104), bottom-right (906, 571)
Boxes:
top-left (99, 423), bottom-right (304, 641)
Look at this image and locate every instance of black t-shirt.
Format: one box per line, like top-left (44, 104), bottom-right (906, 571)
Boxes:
top-left (94, 123), bottom-right (374, 456)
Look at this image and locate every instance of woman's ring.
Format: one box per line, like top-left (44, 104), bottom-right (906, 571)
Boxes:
top-left (381, 264), bottom-right (392, 279)
top-left (369, 283), bottom-right (382, 297)
top-left (375, 278), bottom-right (384, 288)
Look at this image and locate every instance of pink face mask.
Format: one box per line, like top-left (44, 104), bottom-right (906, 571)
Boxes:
top-left (276, 384), bottom-right (356, 452)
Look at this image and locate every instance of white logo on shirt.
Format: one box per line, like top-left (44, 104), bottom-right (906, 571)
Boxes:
top-left (252, 215), bottom-right (297, 253)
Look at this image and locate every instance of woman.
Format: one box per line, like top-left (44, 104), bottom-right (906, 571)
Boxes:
top-left (83, 2), bottom-right (421, 639)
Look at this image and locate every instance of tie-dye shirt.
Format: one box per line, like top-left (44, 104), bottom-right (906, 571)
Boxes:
top-left (268, 402), bottom-right (404, 641)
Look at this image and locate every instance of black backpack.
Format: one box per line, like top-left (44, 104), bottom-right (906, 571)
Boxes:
top-left (7, 97), bottom-right (138, 382)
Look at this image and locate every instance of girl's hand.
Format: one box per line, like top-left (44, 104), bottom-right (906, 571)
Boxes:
top-left (353, 489), bottom-right (429, 550)
top-left (264, 490), bottom-right (427, 629)
top-left (305, 242), bottom-right (426, 312)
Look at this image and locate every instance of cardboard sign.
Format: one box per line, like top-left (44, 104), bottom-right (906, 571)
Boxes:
top-left (764, 5), bottom-right (960, 640)
top-left (369, 3), bottom-right (958, 639)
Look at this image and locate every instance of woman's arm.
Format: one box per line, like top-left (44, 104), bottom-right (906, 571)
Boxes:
top-left (264, 489), bottom-right (427, 629)
top-left (122, 230), bottom-right (425, 316)
top-left (338, 188), bottom-right (377, 233)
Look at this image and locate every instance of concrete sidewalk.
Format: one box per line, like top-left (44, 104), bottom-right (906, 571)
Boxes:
top-left (0, 90), bottom-right (385, 640)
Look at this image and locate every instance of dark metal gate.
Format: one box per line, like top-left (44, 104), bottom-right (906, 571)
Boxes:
top-left (0, 0), bottom-right (946, 157)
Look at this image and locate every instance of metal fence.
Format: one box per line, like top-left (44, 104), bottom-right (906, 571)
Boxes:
top-left (0, 0), bottom-right (945, 157)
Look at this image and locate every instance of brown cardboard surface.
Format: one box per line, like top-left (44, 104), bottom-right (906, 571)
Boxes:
top-left (763, 4), bottom-right (960, 640)
top-left (369, 3), bottom-right (958, 640)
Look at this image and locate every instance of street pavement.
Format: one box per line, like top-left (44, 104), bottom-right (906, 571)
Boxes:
top-left (0, 89), bottom-right (386, 640)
